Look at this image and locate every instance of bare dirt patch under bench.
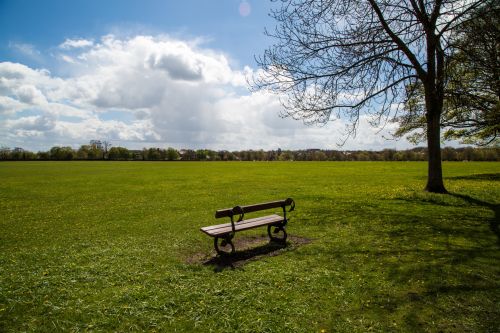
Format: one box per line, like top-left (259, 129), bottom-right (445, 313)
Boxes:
top-left (188, 235), bottom-right (312, 270)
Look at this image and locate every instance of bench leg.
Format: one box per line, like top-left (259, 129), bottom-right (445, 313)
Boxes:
top-left (214, 235), bottom-right (235, 255)
top-left (267, 224), bottom-right (287, 243)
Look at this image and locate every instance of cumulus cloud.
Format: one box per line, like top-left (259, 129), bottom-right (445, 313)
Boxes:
top-left (0, 34), bottom-right (409, 151)
top-left (147, 53), bottom-right (203, 81)
top-left (14, 85), bottom-right (48, 105)
top-left (0, 96), bottom-right (26, 115)
top-left (6, 115), bottom-right (55, 131)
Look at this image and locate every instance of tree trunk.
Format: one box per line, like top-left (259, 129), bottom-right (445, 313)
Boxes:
top-left (425, 104), bottom-right (447, 193)
top-left (421, 26), bottom-right (447, 194)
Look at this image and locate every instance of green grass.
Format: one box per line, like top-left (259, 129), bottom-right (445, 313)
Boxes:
top-left (0, 161), bottom-right (499, 332)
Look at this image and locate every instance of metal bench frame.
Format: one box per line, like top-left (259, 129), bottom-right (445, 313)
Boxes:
top-left (201, 198), bottom-right (295, 255)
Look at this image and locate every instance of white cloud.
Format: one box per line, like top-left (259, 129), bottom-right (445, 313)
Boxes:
top-left (60, 55), bottom-right (76, 64)
top-left (8, 42), bottom-right (41, 60)
top-left (59, 38), bottom-right (94, 49)
top-left (0, 34), bottom-right (412, 151)
top-left (147, 53), bottom-right (203, 81)
top-left (0, 95), bottom-right (27, 115)
top-left (14, 85), bottom-right (48, 105)
top-left (6, 115), bottom-right (55, 131)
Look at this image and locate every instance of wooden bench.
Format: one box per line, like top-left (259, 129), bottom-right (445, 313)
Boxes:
top-left (200, 198), bottom-right (295, 255)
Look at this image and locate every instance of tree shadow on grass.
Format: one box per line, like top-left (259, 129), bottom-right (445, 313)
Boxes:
top-left (395, 189), bottom-right (499, 245)
top-left (445, 171), bottom-right (500, 244)
top-left (447, 173), bottom-right (500, 181)
top-left (319, 238), bottom-right (499, 331)
top-left (201, 235), bottom-right (312, 272)
top-left (311, 191), bottom-right (500, 331)
top-left (387, 191), bottom-right (500, 330)
top-left (448, 192), bottom-right (500, 245)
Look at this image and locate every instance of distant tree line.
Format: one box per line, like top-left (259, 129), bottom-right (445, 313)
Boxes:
top-left (1, 145), bottom-right (499, 162)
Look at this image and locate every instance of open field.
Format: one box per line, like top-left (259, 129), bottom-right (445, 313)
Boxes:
top-left (0, 161), bottom-right (499, 332)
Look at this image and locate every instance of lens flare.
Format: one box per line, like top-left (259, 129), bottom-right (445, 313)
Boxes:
top-left (239, 1), bottom-right (251, 17)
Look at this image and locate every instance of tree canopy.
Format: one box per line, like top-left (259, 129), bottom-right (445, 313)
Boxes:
top-left (396, 0), bottom-right (500, 146)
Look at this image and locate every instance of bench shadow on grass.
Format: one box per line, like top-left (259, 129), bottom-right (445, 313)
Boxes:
top-left (202, 236), bottom-right (312, 272)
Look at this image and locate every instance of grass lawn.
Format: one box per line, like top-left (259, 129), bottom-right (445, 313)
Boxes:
top-left (0, 161), bottom-right (499, 332)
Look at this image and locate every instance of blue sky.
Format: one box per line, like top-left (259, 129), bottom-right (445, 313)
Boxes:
top-left (0, 0), bottom-right (414, 151)
top-left (1, 0), bottom-right (274, 70)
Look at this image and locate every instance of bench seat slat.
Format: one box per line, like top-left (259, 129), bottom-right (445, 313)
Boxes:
top-left (201, 214), bottom-right (283, 237)
top-left (202, 215), bottom-right (281, 232)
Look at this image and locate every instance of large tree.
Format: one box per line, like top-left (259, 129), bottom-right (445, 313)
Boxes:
top-left (254, 0), bottom-right (487, 193)
top-left (396, 0), bottom-right (500, 146)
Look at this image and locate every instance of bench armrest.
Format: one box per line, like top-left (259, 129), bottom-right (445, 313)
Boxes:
top-left (227, 206), bottom-right (244, 234)
top-left (284, 198), bottom-right (295, 212)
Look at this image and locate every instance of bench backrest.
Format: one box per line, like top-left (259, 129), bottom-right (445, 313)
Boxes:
top-left (215, 198), bottom-right (294, 219)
